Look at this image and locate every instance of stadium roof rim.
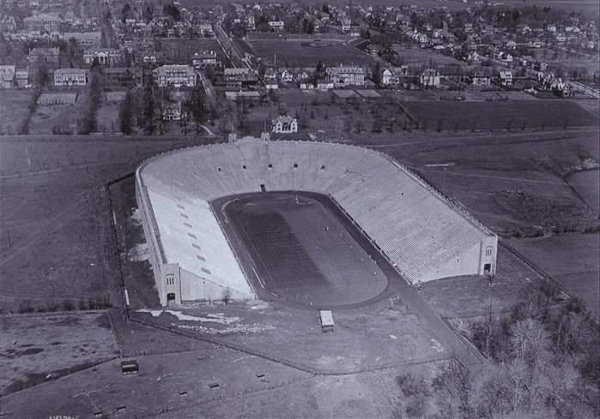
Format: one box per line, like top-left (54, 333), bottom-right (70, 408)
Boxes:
top-left (136, 138), bottom-right (493, 236)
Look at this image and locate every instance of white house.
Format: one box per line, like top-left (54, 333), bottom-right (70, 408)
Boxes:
top-left (279, 68), bottom-right (293, 83)
top-left (498, 71), bottom-right (513, 87)
top-left (153, 65), bottom-right (197, 87)
top-left (268, 21), bottom-right (285, 31)
top-left (326, 65), bottom-right (366, 88)
top-left (83, 48), bottom-right (121, 66)
top-left (272, 115), bottom-right (298, 133)
top-left (0, 65), bottom-right (16, 89)
top-left (471, 72), bottom-right (491, 87)
top-left (381, 66), bottom-right (408, 86)
top-left (419, 68), bottom-right (440, 88)
top-left (54, 68), bottom-right (88, 86)
top-left (192, 50), bottom-right (218, 69)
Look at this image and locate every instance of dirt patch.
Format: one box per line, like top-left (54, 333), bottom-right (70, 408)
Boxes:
top-left (20, 347), bottom-right (44, 356)
top-left (0, 312), bottom-right (119, 394)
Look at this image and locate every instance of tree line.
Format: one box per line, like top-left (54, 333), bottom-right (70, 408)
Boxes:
top-left (394, 282), bottom-right (599, 418)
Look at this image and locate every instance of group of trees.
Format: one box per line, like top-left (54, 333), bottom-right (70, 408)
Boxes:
top-left (394, 283), bottom-right (599, 418)
top-left (77, 65), bottom-right (102, 134)
top-left (118, 84), bottom-right (209, 136)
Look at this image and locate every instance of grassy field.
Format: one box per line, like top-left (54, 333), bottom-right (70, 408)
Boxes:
top-left (402, 100), bottom-right (599, 131)
top-left (531, 47), bottom-right (600, 76)
top-left (159, 38), bottom-right (225, 64)
top-left (0, 312), bottom-right (119, 394)
top-left (0, 136), bottom-right (211, 313)
top-left (131, 294), bottom-right (449, 374)
top-left (241, 39), bottom-right (373, 67)
top-left (1, 337), bottom-right (425, 418)
top-left (0, 90), bottom-right (34, 135)
top-left (392, 45), bottom-right (469, 68)
top-left (28, 90), bottom-right (86, 135)
top-left (371, 130), bottom-right (599, 236)
top-left (506, 233), bottom-right (599, 318)
top-left (419, 246), bottom-right (545, 319)
top-left (567, 169), bottom-right (599, 215)
top-left (96, 98), bottom-right (122, 134)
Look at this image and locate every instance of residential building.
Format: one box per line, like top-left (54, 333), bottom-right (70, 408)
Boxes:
top-left (28, 47), bottom-right (60, 67)
top-left (38, 92), bottom-right (78, 106)
top-left (340, 17), bottom-right (351, 33)
top-left (0, 16), bottom-right (17, 33)
top-left (268, 21), bottom-right (285, 31)
top-left (419, 68), bottom-right (440, 88)
top-left (192, 50), bottom-right (218, 69)
top-left (0, 65), bottom-right (16, 89)
top-left (272, 115), bottom-right (298, 133)
top-left (83, 48), bottom-right (121, 66)
top-left (163, 102), bottom-right (183, 121)
top-left (15, 66), bottom-right (29, 88)
top-left (224, 67), bottom-right (258, 88)
top-left (198, 23), bottom-right (214, 36)
top-left (63, 32), bottom-right (102, 48)
top-left (326, 65), bottom-right (366, 88)
top-left (224, 90), bottom-right (262, 101)
top-left (54, 68), bottom-right (88, 86)
top-left (264, 69), bottom-right (278, 90)
top-left (23, 13), bottom-right (62, 33)
top-left (153, 65), bottom-right (197, 87)
top-left (104, 67), bottom-right (142, 88)
top-left (471, 73), bottom-right (491, 87)
top-left (497, 51), bottom-right (513, 62)
top-left (316, 80), bottom-right (334, 91)
top-left (279, 69), bottom-right (293, 83)
top-left (381, 66), bottom-right (408, 86)
top-left (498, 71), bottom-right (513, 87)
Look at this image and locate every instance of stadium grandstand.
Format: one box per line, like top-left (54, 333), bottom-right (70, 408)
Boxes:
top-left (136, 137), bottom-right (498, 306)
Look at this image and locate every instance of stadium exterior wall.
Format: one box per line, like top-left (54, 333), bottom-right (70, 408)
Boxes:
top-left (136, 138), bottom-right (498, 307)
top-left (135, 167), bottom-right (256, 306)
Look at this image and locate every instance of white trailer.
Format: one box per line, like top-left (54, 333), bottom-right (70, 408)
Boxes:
top-left (319, 310), bottom-right (334, 333)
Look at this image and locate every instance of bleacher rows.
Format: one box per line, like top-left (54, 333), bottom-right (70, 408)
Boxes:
top-left (138, 139), bottom-right (496, 288)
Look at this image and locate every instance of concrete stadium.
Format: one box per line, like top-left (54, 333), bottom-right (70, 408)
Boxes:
top-left (136, 138), bottom-right (498, 307)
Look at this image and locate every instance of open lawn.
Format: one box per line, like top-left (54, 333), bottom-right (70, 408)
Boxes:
top-left (96, 98), bottom-right (122, 134)
top-left (0, 89), bottom-right (34, 135)
top-left (132, 296), bottom-right (450, 375)
top-left (159, 38), bottom-right (225, 64)
top-left (28, 90), bottom-right (86, 135)
top-left (0, 337), bottom-right (439, 419)
top-left (373, 130), bottom-right (600, 237)
top-left (241, 39), bottom-right (373, 67)
top-left (567, 169), bottom-right (599, 215)
top-left (531, 47), bottom-right (599, 76)
top-left (0, 136), bottom-right (211, 313)
top-left (392, 45), bottom-right (469, 68)
top-left (0, 312), bottom-right (119, 394)
top-left (402, 100), bottom-right (599, 131)
top-left (506, 233), bottom-right (599, 318)
top-left (419, 246), bottom-right (545, 319)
